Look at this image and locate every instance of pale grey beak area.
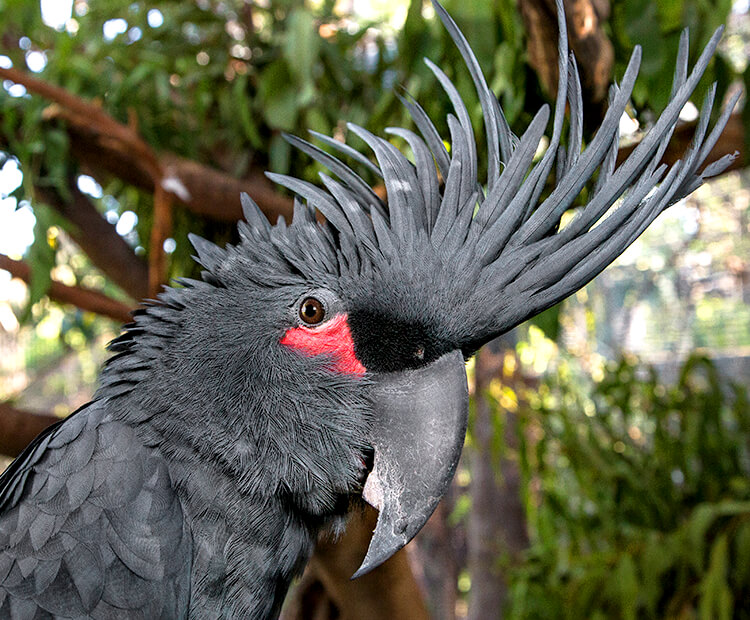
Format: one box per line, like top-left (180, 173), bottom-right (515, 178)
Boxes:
top-left (353, 349), bottom-right (469, 578)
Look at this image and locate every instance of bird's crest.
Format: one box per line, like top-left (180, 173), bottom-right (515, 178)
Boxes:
top-left (202, 0), bottom-right (738, 347)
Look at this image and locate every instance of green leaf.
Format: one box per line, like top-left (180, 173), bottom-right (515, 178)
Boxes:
top-left (699, 534), bottom-right (732, 620)
top-left (269, 133), bottom-right (291, 176)
top-left (233, 74), bottom-right (262, 148)
top-left (732, 520), bottom-right (750, 588)
top-left (656, 0), bottom-right (685, 31)
top-left (304, 107), bottom-right (329, 135)
top-left (22, 205), bottom-right (57, 321)
top-left (528, 303), bottom-right (562, 343)
top-left (613, 555), bottom-right (639, 620)
top-left (283, 8), bottom-right (320, 105)
top-left (258, 60), bottom-right (299, 131)
top-left (121, 62), bottom-right (154, 92)
top-left (639, 533), bottom-right (673, 614)
top-left (449, 493), bottom-right (471, 526)
top-left (684, 505), bottom-right (717, 571)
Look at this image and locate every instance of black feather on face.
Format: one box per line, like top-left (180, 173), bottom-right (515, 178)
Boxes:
top-left (0, 0), bottom-right (739, 616)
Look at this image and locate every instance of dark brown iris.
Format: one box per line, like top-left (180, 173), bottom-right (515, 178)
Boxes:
top-left (299, 297), bottom-right (325, 325)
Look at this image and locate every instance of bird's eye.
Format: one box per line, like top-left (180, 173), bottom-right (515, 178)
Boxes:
top-left (299, 297), bottom-right (326, 325)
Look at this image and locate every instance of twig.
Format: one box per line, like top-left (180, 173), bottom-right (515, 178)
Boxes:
top-left (148, 183), bottom-right (174, 298)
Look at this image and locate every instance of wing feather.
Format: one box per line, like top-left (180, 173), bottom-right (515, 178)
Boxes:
top-left (1, 403), bottom-right (191, 617)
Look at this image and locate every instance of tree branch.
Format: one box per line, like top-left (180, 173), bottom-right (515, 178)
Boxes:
top-left (519, 0), bottom-right (614, 120)
top-left (0, 254), bottom-right (135, 323)
top-left (412, 495), bottom-right (461, 620)
top-left (148, 184), bottom-right (174, 298)
top-left (160, 153), bottom-right (293, 222)
top-left (283, 507), bottom-right (430, 620)
top-left (0, 66), bottom-right (294, 224)
top-left (33, 178), bottom-right (150, 300)
top-left (0, 66), bottom-right (161, 180)
top-left (0, 402), bottom-right (60, 458)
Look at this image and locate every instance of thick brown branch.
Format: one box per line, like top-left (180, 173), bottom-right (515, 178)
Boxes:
top-left (520, 0), bottom-right (613, 121)
top-left (33, 179), bottom-right (149, 301)
top-left (0, 65), bottom-right (293, 224)
top-left (56, 107), bottom-right (293, 223)
top-left (0, 403), bottom-right (61, 458)
top-left (160, 154), bottom-right (293, 222)
top-left (283, 507), bottom-right (430, 620)
top-left (0, 254), bottom-right (135, 323)
top-left (0, 66), bottom-right (162, 181)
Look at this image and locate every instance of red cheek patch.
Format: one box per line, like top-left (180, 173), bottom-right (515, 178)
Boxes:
top-left (281, 313), bottom-right (366, 376)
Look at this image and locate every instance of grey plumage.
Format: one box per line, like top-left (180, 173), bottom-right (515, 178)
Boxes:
top-left (0, 0), bottom-right (738, 617)
top-left (0, 403), bottom-right (191, 618)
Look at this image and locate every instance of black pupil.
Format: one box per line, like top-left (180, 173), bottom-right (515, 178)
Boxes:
top-left (300, 298), bottom-right (324, 324)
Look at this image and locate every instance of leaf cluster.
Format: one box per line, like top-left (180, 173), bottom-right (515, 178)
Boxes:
top-left (610, 0), bottom-right (736, 113)
top-left (511, 354), bottom-right (750, 618)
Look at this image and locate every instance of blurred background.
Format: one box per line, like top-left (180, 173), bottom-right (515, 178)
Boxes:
top-left (0, 0), bottom-right (748, 617)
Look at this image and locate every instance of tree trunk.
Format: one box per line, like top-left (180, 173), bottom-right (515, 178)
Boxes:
top-left (467, 333), bottom-right (529, 619)
top-left (412, 487), bottom-right (461, 620)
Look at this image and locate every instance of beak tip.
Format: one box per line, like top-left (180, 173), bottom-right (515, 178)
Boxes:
top-left (350, 566), bottom-right (369, 580)
top-left (351, 542), bottom-right (398, 579)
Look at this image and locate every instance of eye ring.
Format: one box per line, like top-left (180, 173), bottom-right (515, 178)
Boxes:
top-left (298, 296), bottom-right (326, 325)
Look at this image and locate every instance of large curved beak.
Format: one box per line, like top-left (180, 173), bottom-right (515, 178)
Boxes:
top-left (353, 349), bottom-right (469, 578)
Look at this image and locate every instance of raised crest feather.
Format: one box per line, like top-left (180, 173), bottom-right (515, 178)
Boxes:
top-left (247, 0), bottom-right (738, 343)
top-left (187, 233), bottom-right (227, 273)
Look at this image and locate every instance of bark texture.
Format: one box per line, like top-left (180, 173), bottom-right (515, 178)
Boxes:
top-left (468, 334), bottom-right (529, 620)
top-left (520, 0), bottom-right (614, 124)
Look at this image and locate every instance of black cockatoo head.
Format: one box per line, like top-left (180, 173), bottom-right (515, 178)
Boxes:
top-left (111, 0), bottom-right (737, 582)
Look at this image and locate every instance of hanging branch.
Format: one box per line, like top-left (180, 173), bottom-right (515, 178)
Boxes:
top-left (0, 254), bottom-right (135, 323)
